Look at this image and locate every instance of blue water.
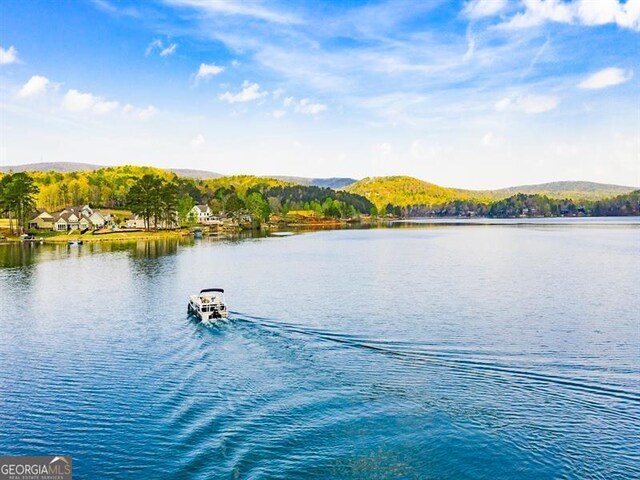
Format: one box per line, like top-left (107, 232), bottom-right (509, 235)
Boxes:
top-left (1, 220), bottom-right (639, 479)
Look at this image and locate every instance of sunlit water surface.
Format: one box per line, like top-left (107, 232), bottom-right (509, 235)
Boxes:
top-left (1, 219), bottom-right (639, 479)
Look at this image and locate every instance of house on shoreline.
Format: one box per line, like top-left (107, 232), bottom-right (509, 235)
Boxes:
top-left (189, 204), bottom-right (213, 224)
top-left (126, 213), bottom-right (179, 230)
top-left (28, 209), bottom-right (55, 230)
top-left (29, 205), bottom-right (108, 231)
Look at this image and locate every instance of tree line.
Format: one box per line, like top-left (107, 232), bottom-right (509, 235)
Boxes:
top-left (383, 191), bottom-right (640, 218)
top-left (126, 175), bottom-right (374, 229)
top-left (0, 173), bottom-right (39, 233)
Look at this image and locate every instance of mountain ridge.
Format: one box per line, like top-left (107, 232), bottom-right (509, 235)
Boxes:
top-left (346, 176), bottom-right (639, 207)
top-left (1, 163), bottom-right (636, 204)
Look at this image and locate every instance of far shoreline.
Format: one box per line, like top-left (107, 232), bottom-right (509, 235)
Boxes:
top-left (2, 215), bottom-right (639, 246)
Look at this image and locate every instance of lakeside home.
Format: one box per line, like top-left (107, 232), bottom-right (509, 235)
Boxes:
top-left (190, 204), bottom-right (213, 224)
top-left (28, 209), bottom-right (55, 229)
top-left (29, 205), bottom-right (109, 231)
top-left (126, 214), bottom-right (179, 230)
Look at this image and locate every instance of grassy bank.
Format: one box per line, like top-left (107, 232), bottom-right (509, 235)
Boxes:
top-left (44, 229), bottom-right (191, 243)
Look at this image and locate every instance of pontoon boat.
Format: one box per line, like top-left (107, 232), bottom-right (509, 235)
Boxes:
top-left (188, 288), bottom-right (228, 323)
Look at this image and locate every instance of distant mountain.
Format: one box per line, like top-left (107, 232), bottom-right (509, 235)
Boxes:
top-left (0, 162), bottom-right (223, 179)
top-left (346, 176), bottom-right (639, 208)
top-left (270, 176), bottom-right (357, 189)
top-left (485, 181), bottom-right (638, 201)
top-left (2, 163), bottom-right (636, 206)
top-left (0, 162), bottom-right (104, 173)
top-left (169, 168), bottom-right (222, 179)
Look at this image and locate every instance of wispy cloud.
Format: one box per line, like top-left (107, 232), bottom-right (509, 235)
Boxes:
top-left (90, 0), bottom-right (140, 18)
top-left (0, 45), bottom-right (19, 65)
top-left (462, 0), bottom-right (508, 19)
top-left (578, 67), bottom-right (633, 90)
top-left (124, 104), bottom-right (158, 120)
top-left (284, 97), bottom-right (327, 115)
top-left (145, 39), bottom-right (162, 56)
top-left (194, 62), bottom-right (225, 84)
top-left (495, 94), bottom-right (559, 114)
top-left (163, 0), bottom-right (302, 25)
top-left (160, 43), bottom-right (177, 57)
top-left (219, 80), bottom-right (267, 103)
top-left (18, 75), bottom-right (50, 97)
top-left (146, 38), bottom-right (177, 57)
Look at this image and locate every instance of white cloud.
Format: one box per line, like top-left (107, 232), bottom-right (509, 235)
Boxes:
top-left (231, 59), bottom-right (240, 67)
top-left (271, 109), bottom-right (286, 119)
top-left (280, 96), bottom-right (327, 115)
top-left (63, 89), bottom-right (99, 112)
top-left (63, 89), bottom-right (154, 118)
top-left (18, 75), bottom-right (50, 98)
top-left (463, 0), bottom-right (507, 19)
top-left (500, 0), bottom-right (640, 30)
top-left (578, 67), bottom-right (633, 90)
top-left (295, 98), bottom-right (327, 115)
top-left (494, 97), bottom-right (512, 111)
top-left (283, 96), bottom-right (294, 107)
top-left (495, 94), bottom-right (559, 113)
top-left (160, 43), bottom-right (177, 57)
top-left (134, 105), bottom-right (158, 120)
top-left (219, 81), bottom-right (267, 103)
top-left (272, 88), bottom-right (285, 99)
top-left (93, 100), bottom-right (120, 114)
top-left (191, 134), bottom-right (205, 148)
top-left (194, 63), bottom-right (225, 84)
top-left (481, 132), bottom-right (504, 147)
top-left (0, 45), bottom-right (19, 65)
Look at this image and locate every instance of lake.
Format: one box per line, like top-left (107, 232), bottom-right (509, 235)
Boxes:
top-left (1, 219), bottom-right (639, 479)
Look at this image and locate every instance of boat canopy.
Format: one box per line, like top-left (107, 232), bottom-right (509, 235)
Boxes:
top-left (200, 288), bottom-right (224, 294)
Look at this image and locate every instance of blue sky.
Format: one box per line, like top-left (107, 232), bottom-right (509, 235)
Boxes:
top-left (0, 0), bottom-right (638, 188)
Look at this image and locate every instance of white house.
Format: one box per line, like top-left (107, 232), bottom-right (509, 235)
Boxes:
top-left (126, 213), bottom-right (179, 230)
top-left (189, 204), bottom-right (212, 224)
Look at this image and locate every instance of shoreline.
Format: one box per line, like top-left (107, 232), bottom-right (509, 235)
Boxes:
top-left (1, 215), bottom-right (639, 245)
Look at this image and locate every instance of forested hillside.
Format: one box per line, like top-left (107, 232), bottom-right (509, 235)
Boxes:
top-left (346, 176), bottom-right (638, 209)
top-left (345, 176), bottom-right (488, 208)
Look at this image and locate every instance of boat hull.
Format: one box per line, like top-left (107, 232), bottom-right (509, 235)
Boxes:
top-left (187, 301), bottom-right (229, 324)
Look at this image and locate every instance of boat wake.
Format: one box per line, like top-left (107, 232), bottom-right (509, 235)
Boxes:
top-left (230, 311), bottom-right (640, 407)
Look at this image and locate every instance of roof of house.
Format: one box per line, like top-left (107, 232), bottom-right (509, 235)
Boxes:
top-left (194, 204), bottom-right (210, 212)
top-left (30, 209), bottom-right (54, 220)
top-left (53, 212), bottom-right (79, 222)
top-left (61, 205), bottom-right (92, 215)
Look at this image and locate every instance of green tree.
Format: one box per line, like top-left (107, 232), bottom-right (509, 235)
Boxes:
top-left (177, 194), bottom-right (196, 227)
top-left (246, 192), bottom-right (271, 223)
top-left (160, 182), bottom-right (178, 228)
top-left (127, 174), bottom-right (164, 230)
top-left (225, 193), bottom-right (245, 213)
top-left (0, 173), bottom-right (39, 234)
